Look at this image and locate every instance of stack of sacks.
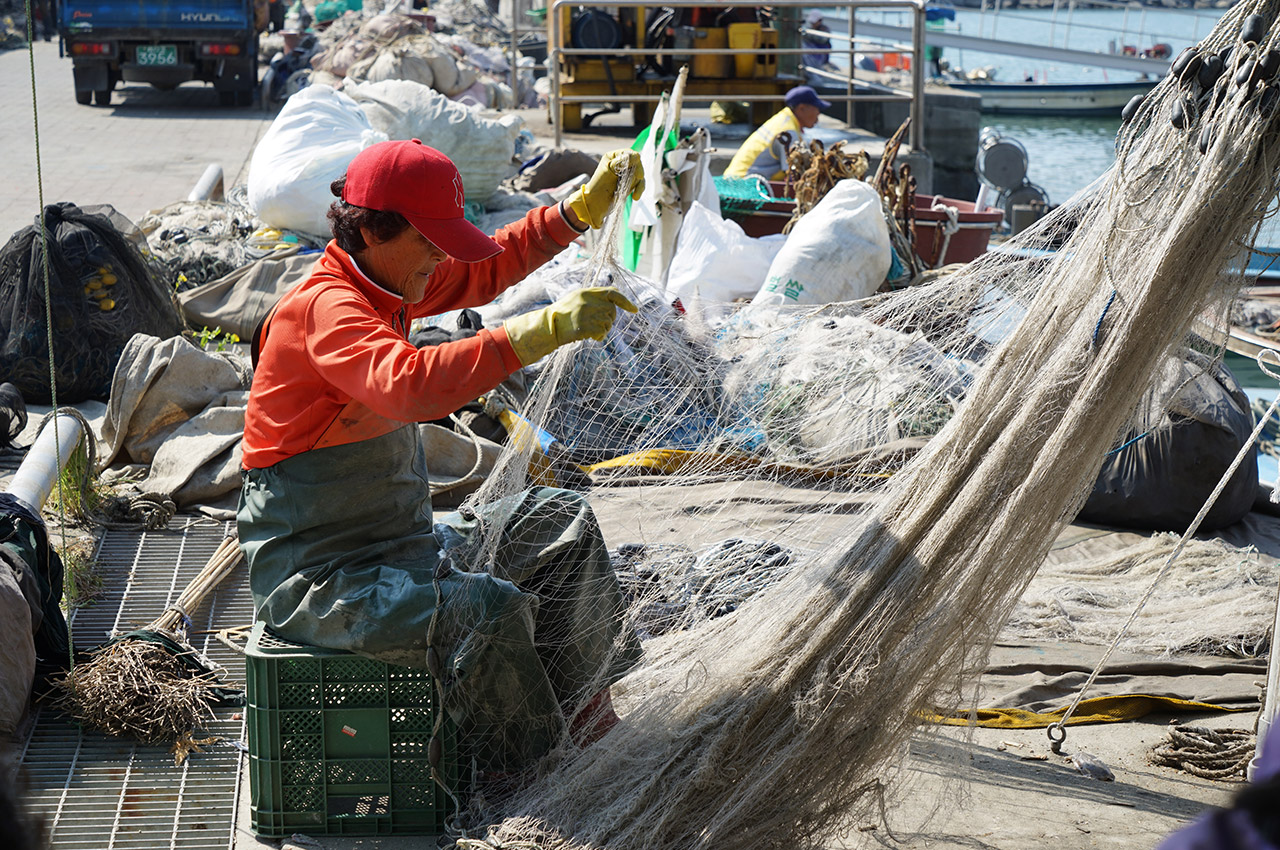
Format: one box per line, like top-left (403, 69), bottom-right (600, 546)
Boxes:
top-left (307, 12), bottom-right (513, 108)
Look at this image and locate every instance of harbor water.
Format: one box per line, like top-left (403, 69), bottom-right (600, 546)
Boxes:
top-left (829, 6), bottom-right (1229, 205)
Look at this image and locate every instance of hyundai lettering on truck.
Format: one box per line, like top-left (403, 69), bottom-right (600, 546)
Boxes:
top-left (61, 0), bottom-right (260, 106)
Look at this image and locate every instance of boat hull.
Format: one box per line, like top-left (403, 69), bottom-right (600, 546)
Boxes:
top-left (945, 80), bottom-right (1158, 116)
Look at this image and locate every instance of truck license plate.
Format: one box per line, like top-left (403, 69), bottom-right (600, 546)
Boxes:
top-left (137, 45), bottom-right (177, 66)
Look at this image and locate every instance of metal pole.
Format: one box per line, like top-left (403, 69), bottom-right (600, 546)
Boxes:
top-left (846, 1), bottom-right (855, 129)
top-left (910, 2), bottom-right (924, 153)
top-left (1065, 0), bottom-right (1076, 58)
top-left (550, 0), bottom-right (561, 149)
top-left (510, 0), bottom-right (519, 105)
top-left (1250, 580), bottom-right (1280, 780)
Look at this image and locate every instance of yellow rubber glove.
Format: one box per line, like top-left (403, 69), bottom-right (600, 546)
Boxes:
top-left (566, 149), bottom-right (646, 229)
top-left (504, 287), bottom-right (639, 366)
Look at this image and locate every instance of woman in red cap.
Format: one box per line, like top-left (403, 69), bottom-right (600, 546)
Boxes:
top-left (238, 140), bottom-right (645, 779)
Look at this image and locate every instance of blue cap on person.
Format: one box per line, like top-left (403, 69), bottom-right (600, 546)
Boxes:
top-left (785, 85), bottom-right (832, 111)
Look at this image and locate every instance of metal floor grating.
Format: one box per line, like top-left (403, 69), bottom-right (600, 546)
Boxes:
top-left (20, 518), bottom-right (254, 850)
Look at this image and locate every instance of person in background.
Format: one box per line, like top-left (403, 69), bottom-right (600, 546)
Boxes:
top-left (237, 139), bottom-right (647, 779)
top-left (723, 85), bottom-right (831, 181)
top-left (34, 0), bottom-right (54, 40)
top-left (801, 10), bottom-right (833, 71)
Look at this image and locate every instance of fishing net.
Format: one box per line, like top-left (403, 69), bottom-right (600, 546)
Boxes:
top-left (137, 190), bottom-right (327, 292)
top-left (713, 174), bottom-right (778, 213)
top-left (424, 4), bottom-right (1280, 845)
top-left (0, 203), bottom-right (184, 403)
top-left (1005, 532), bottom-right (1278, 656)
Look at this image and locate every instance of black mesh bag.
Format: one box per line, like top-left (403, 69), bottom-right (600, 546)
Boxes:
top-left (0, 203), bottom-right (184, 403)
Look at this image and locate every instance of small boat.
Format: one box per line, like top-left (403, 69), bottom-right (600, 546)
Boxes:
top-left (943, 78), bottom-right (1159, 117)
top-left (1227, 324), bottom-right (1278, 360)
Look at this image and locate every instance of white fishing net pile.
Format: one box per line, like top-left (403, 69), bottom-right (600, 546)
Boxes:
top-left (1005, 533), bottom-right (1278, 656)
top-left (437, 3), bottom-right (1280, 845)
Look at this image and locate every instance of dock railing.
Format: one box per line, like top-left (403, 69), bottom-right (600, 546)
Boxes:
top-left (546, 0), bottom-right (927, 151)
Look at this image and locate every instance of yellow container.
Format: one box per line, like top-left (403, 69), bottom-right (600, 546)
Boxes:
top-left (691, 27), bottom-right (730, 78)
top-left (727, 22), bottom-right (760, 78)
top-left (756, 27), bottom-right (778, 78)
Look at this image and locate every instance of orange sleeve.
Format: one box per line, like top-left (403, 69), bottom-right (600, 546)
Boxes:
top-left (304, 287), bottom-right (524, 424)
top-left (409, 204), bottom-right (583, 319)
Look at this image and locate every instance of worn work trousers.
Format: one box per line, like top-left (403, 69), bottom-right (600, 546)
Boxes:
top-left (237, 425), bottom-right (641, 771)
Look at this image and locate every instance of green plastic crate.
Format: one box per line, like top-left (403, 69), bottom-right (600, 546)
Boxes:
top-left (244, 623), bottom-right (457, 837)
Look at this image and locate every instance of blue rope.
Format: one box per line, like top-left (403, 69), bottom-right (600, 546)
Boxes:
top-left (1092, 289), bottom-right (1118, 347)
top-left (1106, 430), bottom-right (1149, 456)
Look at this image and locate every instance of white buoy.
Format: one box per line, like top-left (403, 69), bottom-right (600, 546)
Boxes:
top-left (6, 413), bottom-right (85, 515)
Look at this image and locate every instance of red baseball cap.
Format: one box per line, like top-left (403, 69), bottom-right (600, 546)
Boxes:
top-left (342, 139), bottom-right (502, 263)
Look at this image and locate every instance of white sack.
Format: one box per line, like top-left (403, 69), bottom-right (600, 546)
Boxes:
top-left (752, 179), bottom-right (891, 307)
top-left (247, 85), bottom-right (388, 237)
top-left (667, 201), bottom-right (786, 305)
top-left (346, 45), bottom-right (435, 88)
top-left (346, 79), bottom-right (521, 205)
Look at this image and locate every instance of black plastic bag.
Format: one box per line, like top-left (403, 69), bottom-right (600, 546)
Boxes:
top-left (0, 203), bottom-right (184, 403)
top-left (1079, 354), bottom-right (1258, 532)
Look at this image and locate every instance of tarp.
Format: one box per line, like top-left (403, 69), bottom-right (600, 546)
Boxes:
top-left (100, 334), bottom-right (252, 513)
top-left (932, 642), bottom-right (1265, 728)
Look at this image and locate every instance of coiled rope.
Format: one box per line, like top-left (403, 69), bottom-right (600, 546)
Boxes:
top-left (1152, 726), bottom-right (1256, 779)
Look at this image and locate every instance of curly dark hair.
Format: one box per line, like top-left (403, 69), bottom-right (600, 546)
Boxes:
top-left (327, 176), bottom-right (411, 253)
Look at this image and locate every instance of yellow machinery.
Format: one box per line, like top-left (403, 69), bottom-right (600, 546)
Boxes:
top-left (551, 4), bottom-right (793, 131)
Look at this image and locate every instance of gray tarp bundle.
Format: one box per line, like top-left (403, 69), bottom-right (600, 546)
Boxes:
top-left (176, 249), bottom-right (319, 341)
top-left (100, 334), bottom-right (252, 512)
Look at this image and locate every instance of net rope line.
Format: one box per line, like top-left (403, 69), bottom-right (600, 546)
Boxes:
top-left (1047, 347), bottom-right (1280, 751)
top-left (24, 0), bottom-right (75, 671)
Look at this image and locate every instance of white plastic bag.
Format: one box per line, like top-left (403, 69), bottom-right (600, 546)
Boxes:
top-left (667, 201), bottom-right (786, 305)
top-left (346, 79), bottom-right (521, 205)
top-left (247, 85), bottom-right (388, 237)
top-left (752, 179), bottom-right (891, 306)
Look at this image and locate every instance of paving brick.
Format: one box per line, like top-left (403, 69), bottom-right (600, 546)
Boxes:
top-left (0, 40), bottom-right (274, 238)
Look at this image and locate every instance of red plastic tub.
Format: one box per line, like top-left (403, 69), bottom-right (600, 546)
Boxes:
top-left (912, 194), bottom-right (1004, 268)
top-left (720, 181), bottom-right (794, 238)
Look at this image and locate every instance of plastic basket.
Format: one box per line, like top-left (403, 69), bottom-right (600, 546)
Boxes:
top-left (245, 623), bottom-right (457, 837)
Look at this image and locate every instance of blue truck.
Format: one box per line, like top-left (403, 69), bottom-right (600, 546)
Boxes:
top-left (60, 0), bottom-right (260, 106)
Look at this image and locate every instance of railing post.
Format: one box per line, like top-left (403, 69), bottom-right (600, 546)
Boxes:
top-left (550, 0), bottom-right (562, 149)
top-left (510, 0), bottom-right (519, 104)
top-left (846, 1), bottom-right (855, 129)
top-left (910, 1), bottom-right (925, 152)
